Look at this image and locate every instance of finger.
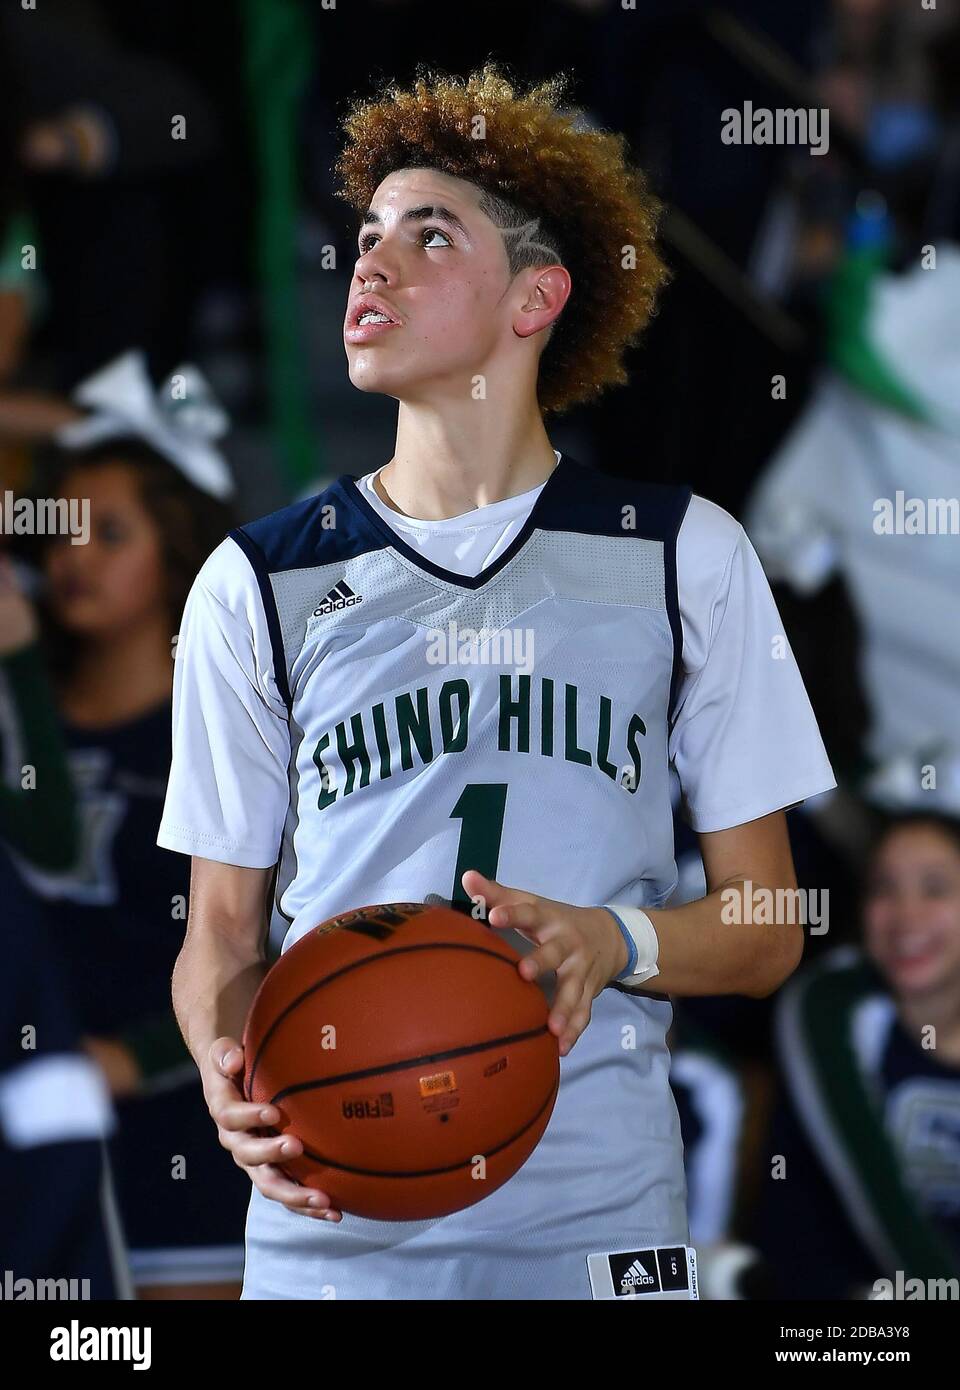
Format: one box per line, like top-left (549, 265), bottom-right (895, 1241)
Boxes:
top-left (548, 955), bottom-right (589, 1032)
top-left (517, 931), bottom-right (572, 981)
top-left (558, 993), bottom-right (594, 1056)
top-left (552, 979), bottom-right (594, 1054)
top-left (249, 1165), bottom-right (343, 1221)
top-left (224, 1129), bottom-right (303, 1168)
top-left (487, 896), bottom-right (547, 933)
top-left (460, 870), bottom-right (531, 921)
top-left (213, 1095), bottom-right (280, 1132)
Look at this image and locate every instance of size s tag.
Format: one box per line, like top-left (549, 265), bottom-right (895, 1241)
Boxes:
top-left (587, 1245), bottom-right (699, 1300)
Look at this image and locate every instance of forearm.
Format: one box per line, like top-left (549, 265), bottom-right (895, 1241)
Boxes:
top-left (0, 390), bottom-right (83, 441)
top-left (646, 876), bottom-right (804, 998)
top-left (172, 921), bottom-right (267, 1069)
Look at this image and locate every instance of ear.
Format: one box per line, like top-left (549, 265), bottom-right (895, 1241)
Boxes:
top-left (513, 264), bottom-right (572, 340)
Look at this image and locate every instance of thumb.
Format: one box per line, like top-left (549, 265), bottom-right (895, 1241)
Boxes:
top-left (460, 869), bottom-right (512, 917)
top-left (212, 1037), bottom-right (244, 1074)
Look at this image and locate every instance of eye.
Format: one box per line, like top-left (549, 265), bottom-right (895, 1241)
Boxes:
top-left (358, 226), bottom-right (453, 255)
top-left (921, 875), bottom-right (953, 898)
top-left (864, 873), bottom-right (894, 900)
top-left (98, 518), bottom-right (129, 545)
top-left (421, 227), bottom-right (452, 248)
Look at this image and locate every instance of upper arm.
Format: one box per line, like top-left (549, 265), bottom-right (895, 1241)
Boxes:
top-left (157, 541), bottom-right (291, 870)
top-left (671, 501), bottom-right (835, 835)
top-left (697, 809), bottom-right (797, 895)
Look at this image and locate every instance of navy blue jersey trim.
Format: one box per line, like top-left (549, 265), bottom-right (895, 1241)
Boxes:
top-left (534, 456), bottom-right (690, 543)
top-left (228, 528), bottom-right (293, 713)
top-left (338, 454), bottom-right (694, 591)
top-left (666, 490), bottom-right (693, 723)
top-left (236, 486), bottom-right (389, 574)
top-left (332, 465), bottom-right (565, 592)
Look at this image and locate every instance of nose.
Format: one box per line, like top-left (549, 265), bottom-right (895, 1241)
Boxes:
top-left (354, 238), bottom-right (398, 292)
top-left (887, 896), bottom-right (934, 935)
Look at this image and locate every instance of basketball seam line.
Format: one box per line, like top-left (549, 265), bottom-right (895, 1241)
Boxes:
top-left (268, 1023), bottom-right (550, 1101)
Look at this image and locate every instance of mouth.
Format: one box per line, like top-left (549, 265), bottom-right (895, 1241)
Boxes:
top-left (344, 294), bottom-right (402, 343)
top-left (886, 933), bottom-right (942, 975)
top-left (54, 577), bottom-right (96, 600)
top-left (891, 935), bottom-right (936, 960)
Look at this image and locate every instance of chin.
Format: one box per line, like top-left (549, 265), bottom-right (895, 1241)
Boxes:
top-left (51, 600), bottom-right (100, 629)
top-left (57, 616), bottom-right (111, 638)
top-left (348, 365), bottom-right (418, 400)
top-left (348, 373), bottom-right (388, 396)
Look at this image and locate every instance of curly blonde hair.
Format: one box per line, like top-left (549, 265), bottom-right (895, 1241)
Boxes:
top-left (334, 63), bottom-right (669, 414)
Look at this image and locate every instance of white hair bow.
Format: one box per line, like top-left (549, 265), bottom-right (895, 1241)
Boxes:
top-left (54, 349), bottom-right (235, 499)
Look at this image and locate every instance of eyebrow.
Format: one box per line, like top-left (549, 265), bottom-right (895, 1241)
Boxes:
top-left (359, 204), bottom-right (471, 238)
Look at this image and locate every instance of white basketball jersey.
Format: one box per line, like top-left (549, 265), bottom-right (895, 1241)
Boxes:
top-left (159, 453), bottom-right (834, 1298)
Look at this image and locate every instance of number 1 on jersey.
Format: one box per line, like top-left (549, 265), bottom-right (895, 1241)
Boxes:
top-left (450, 783), bottom-right (507, 909)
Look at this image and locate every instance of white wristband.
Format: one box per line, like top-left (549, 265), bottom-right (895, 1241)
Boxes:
top-left (603, 904), bottom-right (660, 986)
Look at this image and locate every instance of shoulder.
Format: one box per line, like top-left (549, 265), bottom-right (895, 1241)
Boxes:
top-left (229, 476), bottom-right (383, 576)
top-left (191, 534), bottom-right (262, 611)
top-left (190, 476), bottom-right (382, 612)
top-left (678, 494), bottom-right (748, 578)
top-left (541, 457), bottom-right (693, 541)
top-left (550, 463), bottom-right (743, 572)
top-left (675, 496), bottom-right (760, 649)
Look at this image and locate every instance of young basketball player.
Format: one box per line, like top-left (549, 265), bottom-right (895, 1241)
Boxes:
top-left (160, 65), bottom-right (836, 1300)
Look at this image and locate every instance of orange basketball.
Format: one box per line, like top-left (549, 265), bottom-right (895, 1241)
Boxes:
top-left (243, 902), bottom-right (560, 1221)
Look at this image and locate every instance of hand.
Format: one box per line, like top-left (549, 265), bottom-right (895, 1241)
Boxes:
top-left (83, 1036), bottom-right (142, 1099)
top-left (0, 557), bottom-right (38, 655)
top-left (20, 108), bottom-right (111, 175)
top-left (201, 1037), bottom-right (342, 1222)
top-left (461, 871), bottom-right (629, 1056)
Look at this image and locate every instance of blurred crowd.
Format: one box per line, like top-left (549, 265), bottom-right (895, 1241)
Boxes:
top-left (1, 0), bottom-right (959, 1300)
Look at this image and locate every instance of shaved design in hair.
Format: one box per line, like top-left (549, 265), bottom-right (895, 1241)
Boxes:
top-left (477, 190), bottom-right (564, 274)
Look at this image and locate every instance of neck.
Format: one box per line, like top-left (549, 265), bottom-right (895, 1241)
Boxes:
top-left (377, 390), bottom-right (557, 520)
top-left (60, 615), bottom-right (173, 727)
top-left (899, 987), bottom-right (960, 1066)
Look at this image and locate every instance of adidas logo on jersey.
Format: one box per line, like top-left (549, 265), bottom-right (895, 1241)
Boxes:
top-left (619, 1258), bottom-right (656, 1291)
top-left (313, 581), bottom-right (362, 616)
top-left (591, 1246), bottom-right (692, 1300)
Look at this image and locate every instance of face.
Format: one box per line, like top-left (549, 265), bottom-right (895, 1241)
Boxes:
top-left (44, 462), bottom-right (168, 638)
top-left (343, 167), bottom-right (525, 404)
top-left (863, 823), bottom-right (960, 1000)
